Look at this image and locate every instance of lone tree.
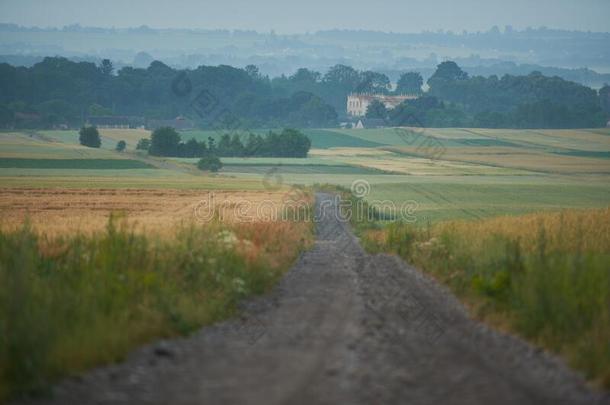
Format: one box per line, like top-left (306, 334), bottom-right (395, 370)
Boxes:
top-left (197, 156), bottom-right (222, 172)
top-left (115, 140), bottom-right (126, 152)
top-left (79, 126), bottom-right (101, 148)
top-left (366, 100), bottom-right (388, 120)
top-left (136, 138), bottom-right (151, 151)
top-left (149, 127), bottom-right (181, 156)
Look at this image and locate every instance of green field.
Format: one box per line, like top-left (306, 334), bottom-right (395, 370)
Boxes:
top-left (1, 127), bottom-right (609, 221)
top-left (0, 132), bottom-right (129, 159)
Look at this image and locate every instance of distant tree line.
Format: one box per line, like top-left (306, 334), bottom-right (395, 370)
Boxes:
top-left (0, 56), bottom-right (608, 130)
top-left (0, 57), bottom-right (337, 130)
top-left (367, 62), bottom-right (610, 129)
top-left (145, 127), bottom-right (311, 158)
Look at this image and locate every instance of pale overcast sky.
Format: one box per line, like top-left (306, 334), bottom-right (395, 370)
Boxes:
top-left (1, 0), bottom-right (609, 33)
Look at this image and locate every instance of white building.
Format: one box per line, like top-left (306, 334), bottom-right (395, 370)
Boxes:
top-left (347, 93), bottom-right (418, 117)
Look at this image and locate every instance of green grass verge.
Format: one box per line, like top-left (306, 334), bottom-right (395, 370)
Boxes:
top-left (360, 208), bottom-right (610, 388)
top-left (0, 217), bottom-right (311, 400)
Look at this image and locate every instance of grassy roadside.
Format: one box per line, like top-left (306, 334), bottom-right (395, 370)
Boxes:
top-left (358, 206), bottom-right (610, 388)
top-left (0, 208), bottom-right (313, 400)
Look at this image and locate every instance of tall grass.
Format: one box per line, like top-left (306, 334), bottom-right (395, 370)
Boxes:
top-left (362, 207), bottom-right (610, 388)
top-left (0, 215), bottom-right (312, 400)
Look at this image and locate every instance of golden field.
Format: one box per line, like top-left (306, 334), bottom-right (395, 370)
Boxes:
top-left (386, 146), bottom-right (610, 174)
top-left (0, 188), bottom-right (296, 236)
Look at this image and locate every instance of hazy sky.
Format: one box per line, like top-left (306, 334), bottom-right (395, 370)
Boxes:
top-left (1, 0), bottom-right (609, 33)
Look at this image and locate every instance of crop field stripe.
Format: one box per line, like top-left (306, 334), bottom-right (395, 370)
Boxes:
top-left (303, 129), bottom-right (386, 149)
top-left (0, 158), bottom-right (155, 169)
top-left (462, 129), bottom-right (557, 151)
top-left (452, 138), bottom-right (521, 147)
top-left (586, 129), bottom-right (610, 137)
top-left (553, 151), bottom-right (610, 159)
top-left (220, 164), bottom-right (389, 175)
top-left (409, 183), bottom-right (484, 220)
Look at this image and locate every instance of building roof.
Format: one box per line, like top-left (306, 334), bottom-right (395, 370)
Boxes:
top-left (88, 116), bottom-right (144, 126)
top-left (348, 93), bottom-right (418, 101)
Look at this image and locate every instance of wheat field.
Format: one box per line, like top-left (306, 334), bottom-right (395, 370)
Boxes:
top-left (0, 188), bottom-right (294, 236)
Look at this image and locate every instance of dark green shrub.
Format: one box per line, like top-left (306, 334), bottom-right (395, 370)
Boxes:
top-left (78, 126), bottom-right (101, 148)
top-left (197, 156), bottom-right (222, 172)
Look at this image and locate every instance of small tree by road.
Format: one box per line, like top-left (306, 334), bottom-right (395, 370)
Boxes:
top-left (79, 126), bottom-right (101, 148)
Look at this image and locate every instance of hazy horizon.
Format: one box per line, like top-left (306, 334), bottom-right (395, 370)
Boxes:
top-left (1, 0), bottom-right (609, 34)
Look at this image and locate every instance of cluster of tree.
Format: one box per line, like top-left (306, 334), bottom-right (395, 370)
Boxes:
top-left (423, 61), bottom-right (607, 128)
top-left (78, 126), bottom-right (101, 148)
top-left (272, 65), bottom-right (422, 114)
top-left (365, 62), bottom-right (609, 129)
top-left (382, 96), bottom-right (470, 128)
top-left (371, 95), bottom-right (608, 130)
top-left (78, 125), bottom-right (126, 151)
top-left (0, 57), bottom-right (337, 129)
top-left (146, 127), bottom-right (311, 158)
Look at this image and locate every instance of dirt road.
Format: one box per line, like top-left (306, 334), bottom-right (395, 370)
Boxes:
top-left (27, 193), bottom-right (607, 405)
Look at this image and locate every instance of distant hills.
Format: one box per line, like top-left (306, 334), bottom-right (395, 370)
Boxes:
top-left (1, 23), bottom-right (609, 87)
